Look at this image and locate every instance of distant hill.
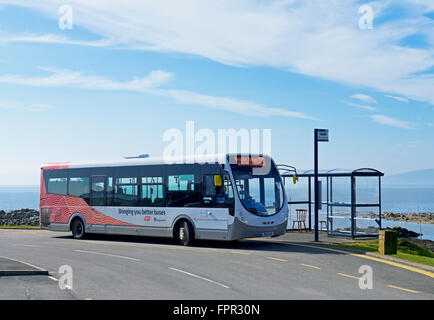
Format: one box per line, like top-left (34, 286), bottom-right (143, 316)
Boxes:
top-left (383, 169), bottom-right (434, 185)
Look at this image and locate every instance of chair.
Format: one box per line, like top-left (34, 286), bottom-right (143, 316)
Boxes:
top-left (319, 220), bottom-right (327, 232)
top-left (292, 209), bottom-right (307, 232)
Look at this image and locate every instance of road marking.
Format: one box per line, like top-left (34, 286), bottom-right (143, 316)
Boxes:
top-left (74, 250), bottom-right (141, 261)
top-left (387, 285), bottom-right (419, 294)
top-left (266, 256), bottom-right (287, 262)
top-left (231, 251), bottom-right (251, 255)
top-left (301, 263), bottom-right (321, 270)
top-left (48, 276), bottom-right (58, 282)
top-left (338, 273), bottom-right (360, 280)
top-left (169, 267), bottom-right (230, 289)
top-left (268, 240), bottom-right (434, 279)
top-left (14, 244), bottom-right (39, 248)
top-left (0, 255), bottom-right (47, 271)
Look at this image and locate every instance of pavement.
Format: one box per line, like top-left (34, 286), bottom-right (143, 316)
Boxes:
top-left (0, 229), bottom-right (433, 300)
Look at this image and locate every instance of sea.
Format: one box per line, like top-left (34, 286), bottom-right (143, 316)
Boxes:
top-left (0, 184), bottom-right (433, 240)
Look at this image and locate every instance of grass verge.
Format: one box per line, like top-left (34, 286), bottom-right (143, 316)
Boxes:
top-left (328, 239), bottom-right (434, 267)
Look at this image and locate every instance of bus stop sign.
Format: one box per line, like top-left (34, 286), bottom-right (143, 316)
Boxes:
top-left (316, 129), bottom-right (329, 142)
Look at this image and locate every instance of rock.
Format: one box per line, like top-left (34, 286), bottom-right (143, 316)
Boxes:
top-left (384, 226), bottom-right (420, 238)
top-left (0, 209), bottom-right (40, 226)
top-left (382, 212), bottom-right (434, 225)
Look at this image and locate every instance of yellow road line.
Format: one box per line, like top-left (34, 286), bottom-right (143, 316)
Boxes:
top-left (301, 263), bottom-right (321, 270)
top-left (387, 285), bottom-right (419, 294)
top-left (0, 255), bottom-right (47, 271)
top-left (266, 256), bottom-right (287, 262)
top-left (271, 241), bottom-right (434, 279)
top-left (337, 273), bottom-right (360, 280)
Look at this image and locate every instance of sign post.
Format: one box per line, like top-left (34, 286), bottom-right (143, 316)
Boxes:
top-left (314, 129), bottom-right (328, 242)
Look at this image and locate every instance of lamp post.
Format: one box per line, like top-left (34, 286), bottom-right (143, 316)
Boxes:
top-left (314, 129), bottom-right (328, 242)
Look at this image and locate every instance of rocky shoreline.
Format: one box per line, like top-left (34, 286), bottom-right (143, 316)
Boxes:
top-left (382, 212), bottom-right (434, 225)
top-left (0, 209), bottom-right (39, 226)
top-left (0, 208), bottom-right (433, 229)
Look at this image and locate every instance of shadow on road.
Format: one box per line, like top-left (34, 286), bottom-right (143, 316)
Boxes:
top-left (51, 233), bottom-right (345, 256)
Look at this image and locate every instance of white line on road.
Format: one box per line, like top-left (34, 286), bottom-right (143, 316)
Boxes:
top-left (169, 267), bottom-right (230, 289)
top-left (74, 250), bottom-right (141, 261)
top-left (13, 244), bottom-right (39, 248)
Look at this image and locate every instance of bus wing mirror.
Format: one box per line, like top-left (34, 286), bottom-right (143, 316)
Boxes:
top-left (293, 174), bottom-right (299, 184)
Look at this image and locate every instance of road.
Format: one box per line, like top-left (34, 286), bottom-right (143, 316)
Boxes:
top-left (0, 229), bottom-right (433, 300)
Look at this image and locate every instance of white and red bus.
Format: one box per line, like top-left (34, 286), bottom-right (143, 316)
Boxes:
top-left (40, 154), bottom-right (288, 245)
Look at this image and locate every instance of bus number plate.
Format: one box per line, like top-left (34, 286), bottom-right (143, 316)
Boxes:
top-left (262, 232), bottom-right (274, 237)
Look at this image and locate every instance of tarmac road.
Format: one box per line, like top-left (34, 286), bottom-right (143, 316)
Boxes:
top-left (0, 229), bottom-right (433, 300)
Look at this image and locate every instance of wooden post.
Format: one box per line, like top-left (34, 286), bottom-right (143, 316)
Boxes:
top-left (378, 230), bottom-right (397, 255)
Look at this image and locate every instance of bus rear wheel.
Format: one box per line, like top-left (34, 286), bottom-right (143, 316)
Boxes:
top-left (176, 220), bottom-right (194, 246)
top-left (71, 218), bottom-right (85, 239)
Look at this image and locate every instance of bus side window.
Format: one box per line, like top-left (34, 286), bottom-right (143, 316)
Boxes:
top-left (69, 177), bottom-right (90, 204)
top-left (106, 177), bottom-right (114, 206)
top-left (167, 174), bottom-right (200, 207)
top-left (203, 173), bottom-right (234, 213)
top-left (113, 177), bottom-right (139, 207)
top-left (47, 178), bottom-right (68, 196)
top-left (141, 176), bottom-right (165, 207)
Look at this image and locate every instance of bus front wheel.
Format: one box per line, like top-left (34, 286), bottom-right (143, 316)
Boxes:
top-left (176, 220), bottom-right (194, 246)
top-left (71, 218), bottom-right (85, 239)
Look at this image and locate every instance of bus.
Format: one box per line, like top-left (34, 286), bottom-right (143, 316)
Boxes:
top-left (40, 154), bottom-right (288, 245)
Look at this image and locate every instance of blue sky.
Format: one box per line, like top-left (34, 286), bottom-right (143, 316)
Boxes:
top-left (0, 0), bottom-right (433, 185)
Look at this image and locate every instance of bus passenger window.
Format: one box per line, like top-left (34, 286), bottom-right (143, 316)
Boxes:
top-left (113, 177), bottom-right (138, 207)
top-left (141, 176), bottom-right (165, 206)
top-left (167, 174), bottom-right (200, 207)
top-left (69, 177), bottom-right (90, 203)
top-left (47, 178), bottom-right (68, 196)
top-left (106, 177), bottom-right (113, 206)
top-left (168, 175), bottom-right (195, 191)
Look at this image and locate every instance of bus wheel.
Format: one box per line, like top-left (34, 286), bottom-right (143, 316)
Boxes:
top-left (177, 220), bottom-right (194, 246)
top-left (71, 218), bottom-right (85, 239)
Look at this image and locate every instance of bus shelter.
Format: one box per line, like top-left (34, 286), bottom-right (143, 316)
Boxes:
top-left (278, 166), bottom-right (384, 238)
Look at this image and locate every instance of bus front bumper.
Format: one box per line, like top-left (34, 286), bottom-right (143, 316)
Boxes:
top-left (227, 217), bottom-right (287, 240)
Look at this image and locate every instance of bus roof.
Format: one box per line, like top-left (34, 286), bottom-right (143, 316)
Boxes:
top-left (41, 154), bottom-right (230, 170)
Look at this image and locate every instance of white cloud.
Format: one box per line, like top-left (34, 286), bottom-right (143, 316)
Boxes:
top-left (0, 67), bottom-right (173, 90)
top-left (0, 67), bottom-right (315, 120)
top-left (153, 89), bottom-right (315, 119)
top-left (0, 0), bottom-right (433, 106)
top-left (350, 94), bottom-right (377, 104)
top-left (0, 100), bottom-right (53, 112)
top-left (385, 95), bottom-right (410, 102)
top-left (344, 101), bottom-right (378, 112)
top-left (0, 33), bottom-right (114, 47)
top-left (371, 114), bottom-right (415, 129)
